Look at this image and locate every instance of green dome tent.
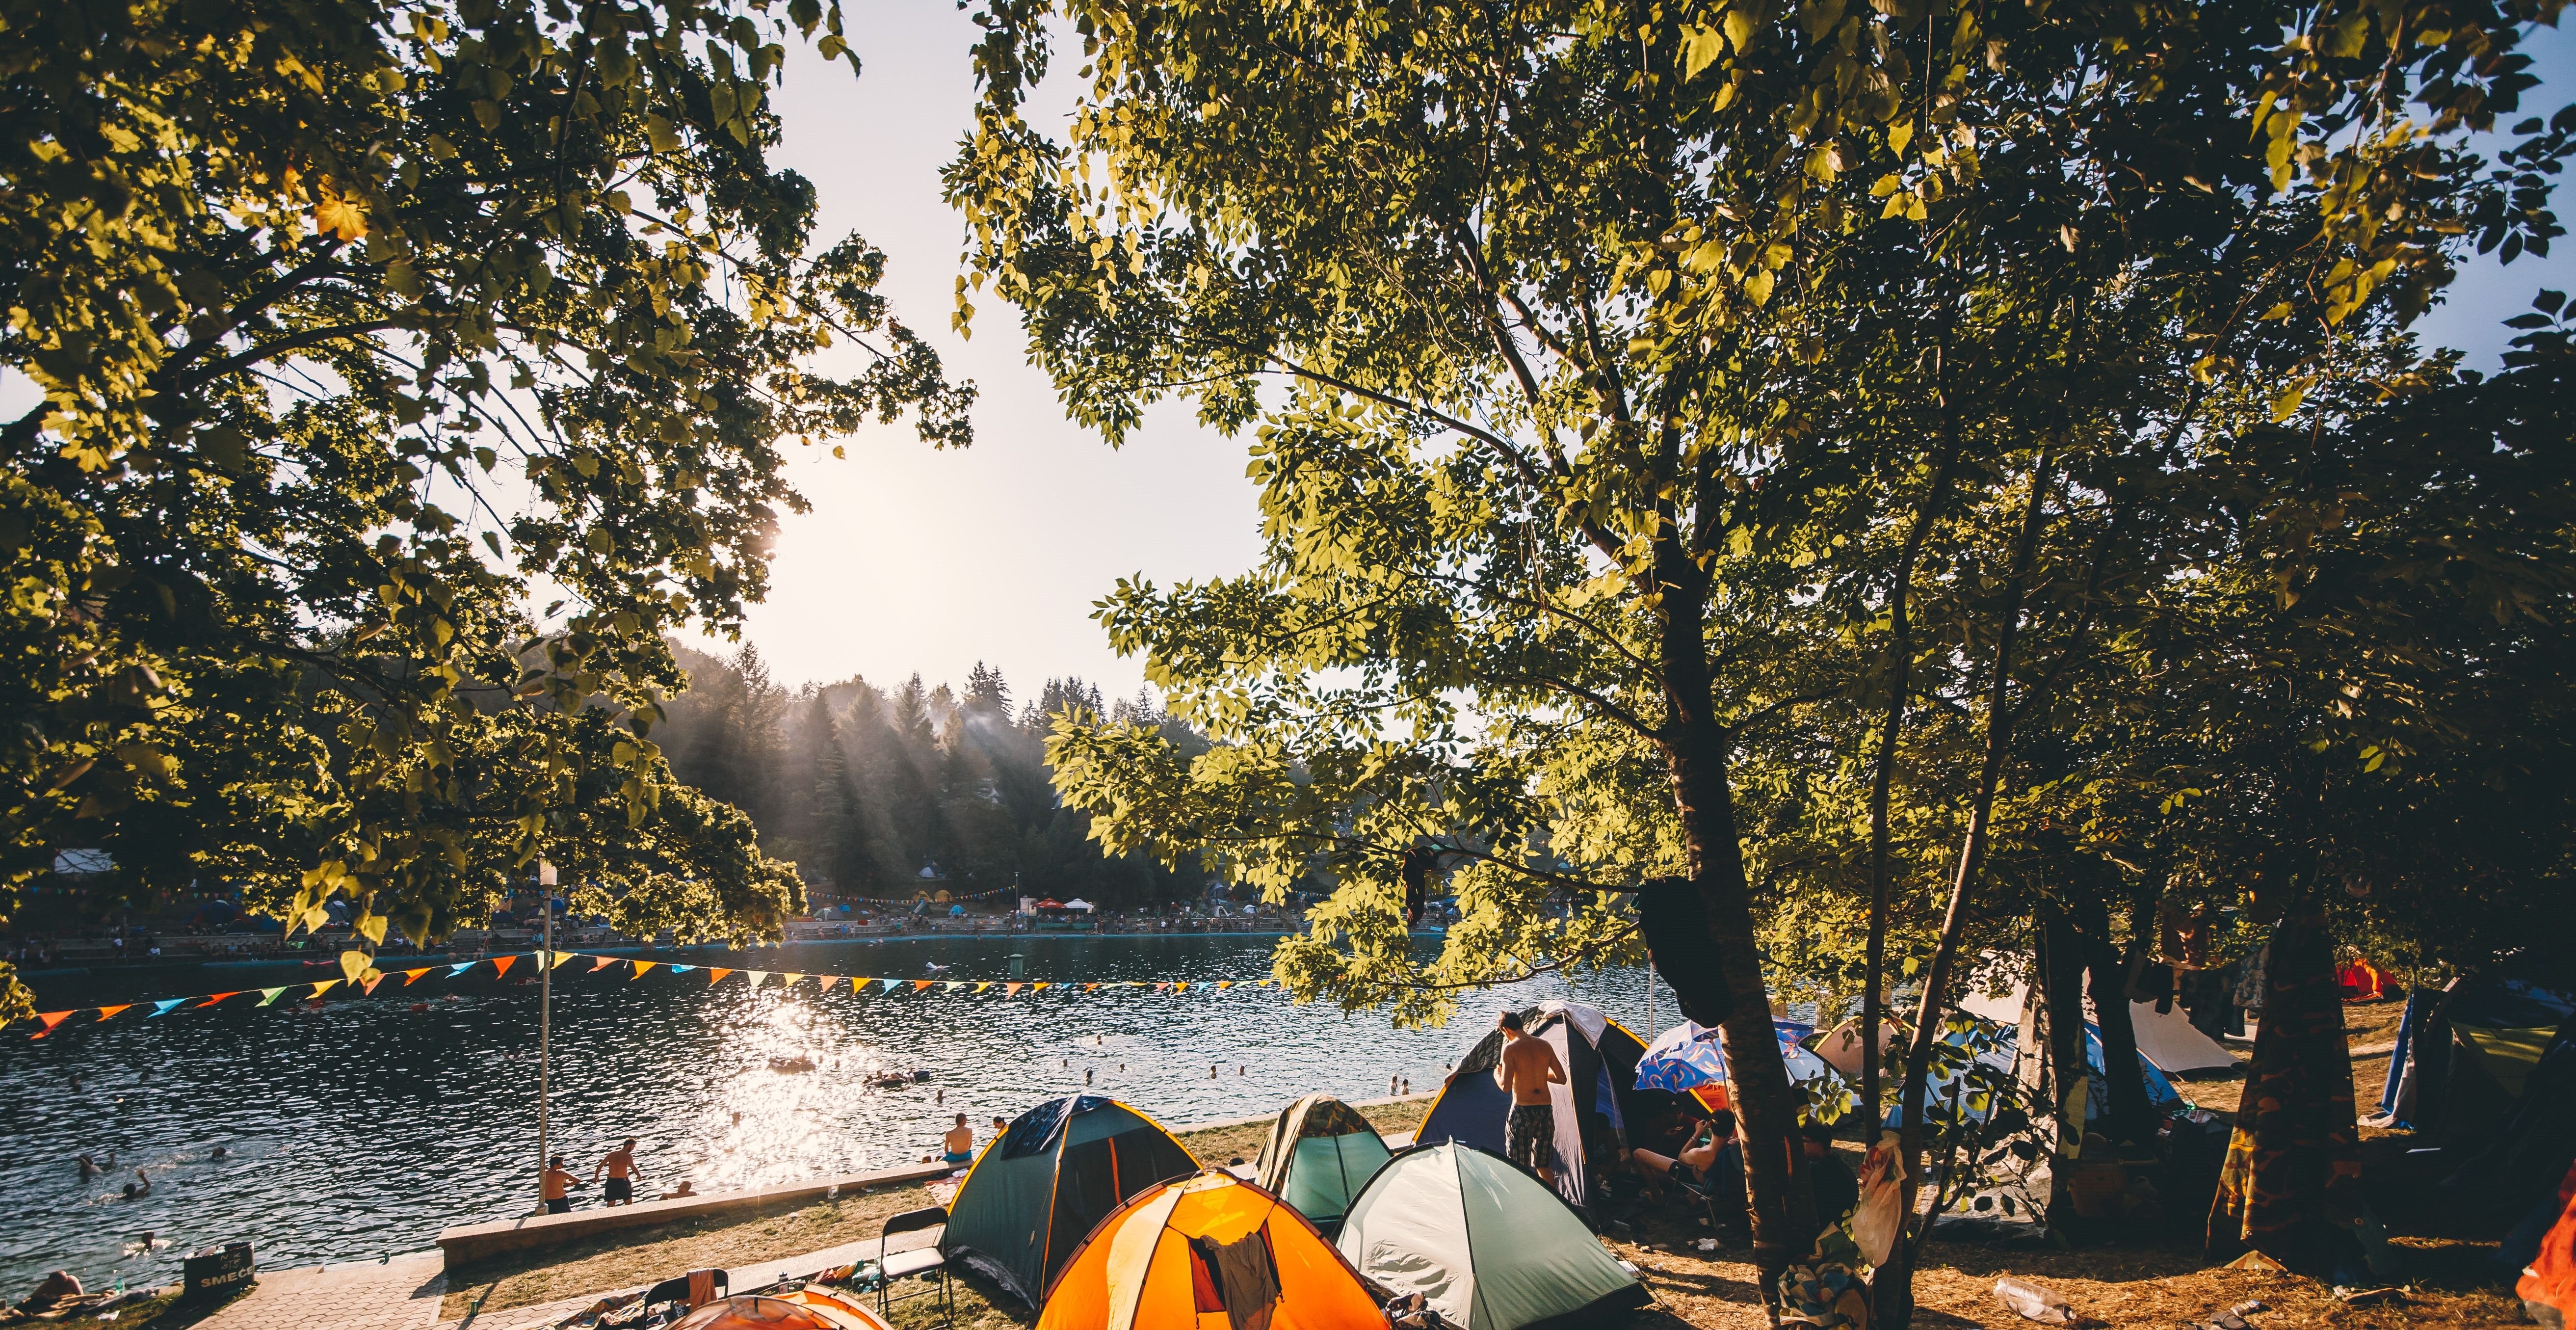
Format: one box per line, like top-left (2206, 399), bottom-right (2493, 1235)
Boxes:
top-left (1337, 1143), bottom-right (1648, 1330)
top-left (1252, 1094), bottom-right (1393, 1235)
top-left (941, 1095), bottom-right (1200, 1306)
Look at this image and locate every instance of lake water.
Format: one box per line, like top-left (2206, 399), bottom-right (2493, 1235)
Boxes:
top-left (0, 935), bottom-right (1660, 1293)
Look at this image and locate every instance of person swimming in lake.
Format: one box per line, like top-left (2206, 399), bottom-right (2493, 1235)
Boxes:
top-left (122, 1169), bottom-right (150, 1199)
top-left (660, 1179), bottom-right (697, 1200)
top-left (78, 1153), bottom-right (98, 1181)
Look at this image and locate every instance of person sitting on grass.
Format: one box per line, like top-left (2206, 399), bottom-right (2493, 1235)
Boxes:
top-left (19, 1271), bottom-right (81, 1312)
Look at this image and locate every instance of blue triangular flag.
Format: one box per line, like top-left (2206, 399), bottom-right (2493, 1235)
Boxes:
top-left (149, 998), bottom-right (187, 1017)
top-left (447, 962), bottom-right (475, 976)
top-left (669, 965), bottom-right (696, 974)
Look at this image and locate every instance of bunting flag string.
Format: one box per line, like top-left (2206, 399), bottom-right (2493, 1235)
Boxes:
top-left (12, 948), bottom-right (1284, 1040)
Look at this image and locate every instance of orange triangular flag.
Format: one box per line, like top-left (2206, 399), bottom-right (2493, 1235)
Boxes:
top-left (590, 956), bottom-right (616, 971)
top-left (198, 991), bottom-right (243, 1008)
top-left (913, 980), bottom-right (934, 991)
top-left (361, 975), bottom-right (386, 995)
top-left (310, 979), bottom-right (341, 998)
top-left (1005, 983), bottom-right (1023, 996)
top-left (490, 955), bottom-right (517, 979)
top-left (1031, 982), bottom-right (1051, 991)
top-left (31, 1011), bottom-right (72, 1038)
top-left (706, 968), bottom-right (733, 984)
top-left (633, 961), bottom-right (657, 976)
top-left (402, 968), bottom-right (431, 985)
top-left (818, 976), bottom-right (844, 992)
top-left (1174, 982), bottom-right (1190, 992)
top-left (1083, 983), bottom-right (1100, 991)
top-left (1215, 981), bottom-right (1234, 989)
top-left (95, 1004), bottom-right (132, 1022)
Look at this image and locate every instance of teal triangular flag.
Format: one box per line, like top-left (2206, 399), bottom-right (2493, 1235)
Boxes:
top-left (670, 964), bottom-right (696, 974)
top-left (447, 962), bottom-right (475, 976)
top-left (149, 999), bottom-right (187, 1017)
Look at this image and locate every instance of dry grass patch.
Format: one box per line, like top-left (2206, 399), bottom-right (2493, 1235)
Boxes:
top-left (1612, 1187), bottom-right (2519, 1328)
top-left (437, 1099), bottom-right (1433, 1323)
top-left (438, 1184), bottom-right (936, 1320)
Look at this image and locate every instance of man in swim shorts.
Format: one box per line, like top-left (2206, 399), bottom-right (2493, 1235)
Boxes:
top-left (1493, 1010), bottom-right (1567, 1187)
top-left (942, 1114), bottom-right (974, 1167)
top-left (594, 1138), bottom-right (643, 1206)
top-left (541, 1154), bottom-right (578, 1214)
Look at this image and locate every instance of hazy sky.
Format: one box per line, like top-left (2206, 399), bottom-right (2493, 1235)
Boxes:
top-left (732, 8), bottom-right (2576, 697)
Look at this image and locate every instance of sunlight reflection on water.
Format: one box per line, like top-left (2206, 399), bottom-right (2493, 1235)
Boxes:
top-left (0, 934), bottom-right (1656, 1291)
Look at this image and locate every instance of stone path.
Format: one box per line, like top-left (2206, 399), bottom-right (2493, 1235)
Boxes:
top-left (191, 1251), bottom-right (447, 1330)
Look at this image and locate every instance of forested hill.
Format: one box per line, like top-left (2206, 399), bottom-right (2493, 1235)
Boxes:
top-left (652, 643), bottom-right (1209, 908)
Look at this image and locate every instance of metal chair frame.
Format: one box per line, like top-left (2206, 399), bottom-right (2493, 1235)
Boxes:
top-left (876, 1204), bottom-right (952, 1326)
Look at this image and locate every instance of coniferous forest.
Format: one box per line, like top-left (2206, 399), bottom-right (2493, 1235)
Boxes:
top-left (653, 645), bottom-right (1209, 909)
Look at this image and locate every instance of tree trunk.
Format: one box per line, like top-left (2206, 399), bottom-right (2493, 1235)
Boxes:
top-left (2076, 891), bottom-right (2158, 1147)
top-left (1862, 442), bottom-right (1963, 1134)
top-left (2037, 907), bottom-right (2092, 1226)
top-left (1659, 566), bottom-right (1817, 1299)
top-left (1877, 452), bottom-right (2055, 1330)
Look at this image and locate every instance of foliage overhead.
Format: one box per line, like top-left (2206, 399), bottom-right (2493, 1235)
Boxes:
top-left (0, 0), bottom-right (970, 1022)
top-left (948, 0), bottom-right (2576, 1288)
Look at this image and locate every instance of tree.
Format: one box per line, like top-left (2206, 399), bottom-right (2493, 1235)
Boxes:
top-left (948, 0), bottom-right (2573, 1304)
top-left (0, 0), bottom-right (971, 1020)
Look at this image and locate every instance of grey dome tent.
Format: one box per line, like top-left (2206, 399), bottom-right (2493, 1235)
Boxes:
top-left (1252, 1093), bottom-right (1392, 1235)
top-left (1337, 1143), bottom-right (1649, 1330)
top-left (939, 1094), bottom-right (1199, 1306)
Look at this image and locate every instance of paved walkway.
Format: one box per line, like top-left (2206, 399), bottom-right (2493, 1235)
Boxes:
top-left (192, 1251), bottom-right (447, 1330)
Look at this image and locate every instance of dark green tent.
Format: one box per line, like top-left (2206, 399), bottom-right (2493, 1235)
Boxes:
top-left (1253, 1093), bottom-right (1393, 1235)
top-left (939, 1094), bottom-right (1199, 1305)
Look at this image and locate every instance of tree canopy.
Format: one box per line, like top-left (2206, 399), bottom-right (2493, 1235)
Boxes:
top-left (948, 0), bottom-right (2576, 1297)
top-left (0, 0), bottom-right (968, 1018)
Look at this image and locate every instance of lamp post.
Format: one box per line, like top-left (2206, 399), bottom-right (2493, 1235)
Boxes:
top-left (536, 859), bottom-right (557, 1209)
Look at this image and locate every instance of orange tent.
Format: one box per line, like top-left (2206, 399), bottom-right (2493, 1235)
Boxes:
top-left (1036, 1170), bottom-right (1383, 1330)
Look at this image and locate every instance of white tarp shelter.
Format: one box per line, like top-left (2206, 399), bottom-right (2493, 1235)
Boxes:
top-left (1961, 982), bottom-right (2237, 1073)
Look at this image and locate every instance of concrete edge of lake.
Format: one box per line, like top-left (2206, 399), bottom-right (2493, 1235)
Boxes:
top-left (431, 1091), bottom-right (1441, 1270)
top-left (435, 1163), bottom-right (956, 1266)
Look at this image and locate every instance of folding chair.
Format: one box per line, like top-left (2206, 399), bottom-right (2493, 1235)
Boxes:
top-left (876, 1204), bottom-right (952, 1326)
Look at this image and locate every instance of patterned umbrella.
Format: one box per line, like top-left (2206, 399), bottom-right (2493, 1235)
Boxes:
top-left (1634, 1019), bottom-right (1831, 1092)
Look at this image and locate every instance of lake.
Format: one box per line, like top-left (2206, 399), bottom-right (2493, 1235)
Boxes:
top-left (0, 934), bottom-right (1662, 1293)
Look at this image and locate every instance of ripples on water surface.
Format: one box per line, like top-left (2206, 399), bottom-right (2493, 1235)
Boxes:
top-left (0, 935), bottom-right (1659, 1291)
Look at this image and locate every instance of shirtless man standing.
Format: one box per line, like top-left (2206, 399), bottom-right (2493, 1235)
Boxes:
top-left (592, 1139), bottom-right (643, 1206)
top-left (1493, 1011), bottom-right (1568, 1187)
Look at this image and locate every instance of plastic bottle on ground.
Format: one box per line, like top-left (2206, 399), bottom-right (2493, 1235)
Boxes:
top-left (1993, 1277), bottom-right (2076, 1324)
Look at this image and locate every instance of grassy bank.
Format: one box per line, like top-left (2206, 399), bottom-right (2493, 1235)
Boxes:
top-left (444, 1027), bottom-right (2518, 1330)
top-left (439, 1097), bottom-right (1430, 1321)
